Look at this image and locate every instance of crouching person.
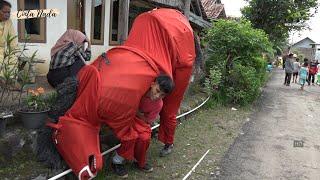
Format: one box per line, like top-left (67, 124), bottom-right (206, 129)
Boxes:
top-left (112, 74), bottom-right (174, 178)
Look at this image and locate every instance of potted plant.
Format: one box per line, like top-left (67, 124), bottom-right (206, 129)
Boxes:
top-left (1, 34), bottom-right (37, 132)
top-left (18, 87), bottom-right (50, 129)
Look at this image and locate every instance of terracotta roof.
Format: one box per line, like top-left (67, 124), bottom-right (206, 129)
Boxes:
top-left (200, 0), bottom-right (226, 19)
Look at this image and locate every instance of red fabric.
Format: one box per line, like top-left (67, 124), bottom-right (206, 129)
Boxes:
top-left (117, 118), bottom-right (151, 167)
top-left (158, 67), bottom-right (193, 144)
top-left (51, 119), bottom-right (102, 179)
top-left (52, 65), bottom-right (102, 178)
top-left (309, 65), bottom-right (318, 75)
top-left (139, 96), bottom-right (163, 124)
top-left (53, 8), bottom-right (195, 175)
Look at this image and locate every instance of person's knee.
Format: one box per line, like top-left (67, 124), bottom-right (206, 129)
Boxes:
top-left (138, 132), bottom-right (151, 142)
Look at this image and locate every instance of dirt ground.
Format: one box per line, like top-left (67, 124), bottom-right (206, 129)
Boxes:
top-left (217, 68), bottom-right (320, 180)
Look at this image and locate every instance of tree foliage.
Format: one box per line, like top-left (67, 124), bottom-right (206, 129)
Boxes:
top-left (204, 19), bottom-right (273, 105)
top-left (242, 0), bottom-right (318, 48)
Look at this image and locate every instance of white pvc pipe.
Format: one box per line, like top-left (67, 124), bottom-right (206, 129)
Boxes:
top-left (182, 149), bottom-right (211, 180)
top-left (49, 96), bottom-right (210, 180)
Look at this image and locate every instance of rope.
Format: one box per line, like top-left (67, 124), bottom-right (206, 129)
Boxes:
top-left (48, 96), bottom-right (210, 180)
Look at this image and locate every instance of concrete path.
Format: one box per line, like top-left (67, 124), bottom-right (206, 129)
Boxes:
top-left (218, 68), bottom-right (320, 180)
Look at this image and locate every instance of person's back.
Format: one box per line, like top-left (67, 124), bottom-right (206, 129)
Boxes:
top-left (300, 67), bottom-right (308, 80)
top-left (293, 61), bottom-right (300, 73)
top-left (299, 63), bottom-right (309, 90)
top-left (309, 62), bottom-right (317, 75)
top-left (285, 57), bottom-right (294, 73)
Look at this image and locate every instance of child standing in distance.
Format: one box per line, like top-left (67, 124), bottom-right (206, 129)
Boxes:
top-left (111, 74), bottom-right (174, 177)
top-left (299, 62), bottom-right (309, 90)
top-left (292, 58), bottom-right (300, 83)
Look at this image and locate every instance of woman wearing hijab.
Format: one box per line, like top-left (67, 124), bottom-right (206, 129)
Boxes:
top-left (47, 29), bottom-right (91, 88)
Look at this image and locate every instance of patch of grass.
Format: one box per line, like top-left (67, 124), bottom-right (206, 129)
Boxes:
top-left (96, 106), bottom-right (250, 179)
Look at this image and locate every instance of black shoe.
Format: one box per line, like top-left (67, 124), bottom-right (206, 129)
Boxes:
top-left (111, 163), bottom-right (128, 178)
top-left (134, 162), bottom-right (153, 173)
top-left (159, 144), bottom-right (174, 157)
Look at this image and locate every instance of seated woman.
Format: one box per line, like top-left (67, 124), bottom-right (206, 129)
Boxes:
top-left (47, 29), bottom-right (91, 88)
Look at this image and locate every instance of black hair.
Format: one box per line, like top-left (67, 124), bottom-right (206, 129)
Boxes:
top-left (0, 0), bottom-right (11, 9)
top-left (156, 74), bottom-right (175, 94)
top-left (296, 58), bottom-right (299, 62)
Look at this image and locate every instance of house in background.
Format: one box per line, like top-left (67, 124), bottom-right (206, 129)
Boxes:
top-left (291, 37), bottom-right (320, 61)
top-left (310, 43), bottom-right (320, 61)
top-left (200, 0), bottom-right (226, 20)
top-left (10, 0), bottom-right (216, 76)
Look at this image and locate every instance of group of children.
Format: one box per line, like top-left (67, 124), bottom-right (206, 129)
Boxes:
top-left (285, 53), bottom-right (320, 90)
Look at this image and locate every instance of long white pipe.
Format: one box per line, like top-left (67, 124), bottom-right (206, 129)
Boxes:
top-left (48, 96), bottom-right (210, 180)
top-left (182, 149), bottom-right (211, 180)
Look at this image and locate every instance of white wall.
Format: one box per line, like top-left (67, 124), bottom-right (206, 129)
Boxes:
top-left (10, 0), bottom-right (113, 75)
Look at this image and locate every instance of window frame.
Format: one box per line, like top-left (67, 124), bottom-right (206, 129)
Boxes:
top-left (17, 0), bottom-right (47, 43)
top-left (91, 0), bottom-right (105, 45)
top-left (109, 0), bottom-right (120, 45)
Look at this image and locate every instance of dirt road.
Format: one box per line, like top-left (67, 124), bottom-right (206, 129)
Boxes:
top-left (217, 69), bottom-right (320, 180)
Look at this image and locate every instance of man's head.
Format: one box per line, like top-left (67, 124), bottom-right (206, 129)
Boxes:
top-left (288, 53), bottom-right (293, 58)
top-left (149, 74), bottom-right (174, 101)
top-left (296, 58), bottom-right (299, 62)
top-left (0, 0), bottom-right (11, 22)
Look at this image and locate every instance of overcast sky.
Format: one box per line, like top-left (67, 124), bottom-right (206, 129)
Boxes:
top-left (221, 0), bottom-right (320, 43)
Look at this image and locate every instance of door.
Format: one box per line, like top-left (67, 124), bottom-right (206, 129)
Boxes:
top-left (67, 0), bottom-right (85, 32)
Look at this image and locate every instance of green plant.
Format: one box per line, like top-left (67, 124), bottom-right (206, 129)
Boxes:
top-left (21, 87), bottom-right (49, 112)
top-left (0, 34), bottom-right (37, 109)
top-left (204, 67), bottom-right (222, 95)
top-left (224, 63), bottom-right (262, 105)
top-left (204, 19), bottom-right (273, 105)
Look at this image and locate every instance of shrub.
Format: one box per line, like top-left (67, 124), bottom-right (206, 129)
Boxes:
top-left (204, 19), bottom-right (274, 105)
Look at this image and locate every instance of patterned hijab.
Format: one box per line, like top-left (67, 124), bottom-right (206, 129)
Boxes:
top-left (51, 29), bottom-right (87, 57)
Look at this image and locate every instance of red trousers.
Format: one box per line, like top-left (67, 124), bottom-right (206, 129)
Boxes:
top-left (117, 118), bottom-right (151, 168)
top-left (158, 67), bottom-right (193, 144)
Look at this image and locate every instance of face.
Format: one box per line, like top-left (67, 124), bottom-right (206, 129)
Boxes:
top-left (149, 82), bottom-right (166, 101)
top-left (0, 5), bottom-right (11, 22)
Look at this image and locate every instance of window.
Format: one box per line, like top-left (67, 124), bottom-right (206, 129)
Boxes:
top-left (91, 0), bottom-right (105, 45)
top-left (190, 1), bottom-right (201, 17)
top-left (109, 0), bottom-right (120, 45)
top-left (18, 0), bottom-right (46, 43)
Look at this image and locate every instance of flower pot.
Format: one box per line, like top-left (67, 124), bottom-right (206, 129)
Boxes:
top-left (18, 109), bottom-right (49, 129)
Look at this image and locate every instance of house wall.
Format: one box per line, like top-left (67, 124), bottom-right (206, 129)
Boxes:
top-left (10, 0), bottom-right (113, 75)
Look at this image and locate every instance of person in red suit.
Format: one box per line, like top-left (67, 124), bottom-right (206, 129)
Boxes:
top-left (50, 8), bottom-right (195, 179)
